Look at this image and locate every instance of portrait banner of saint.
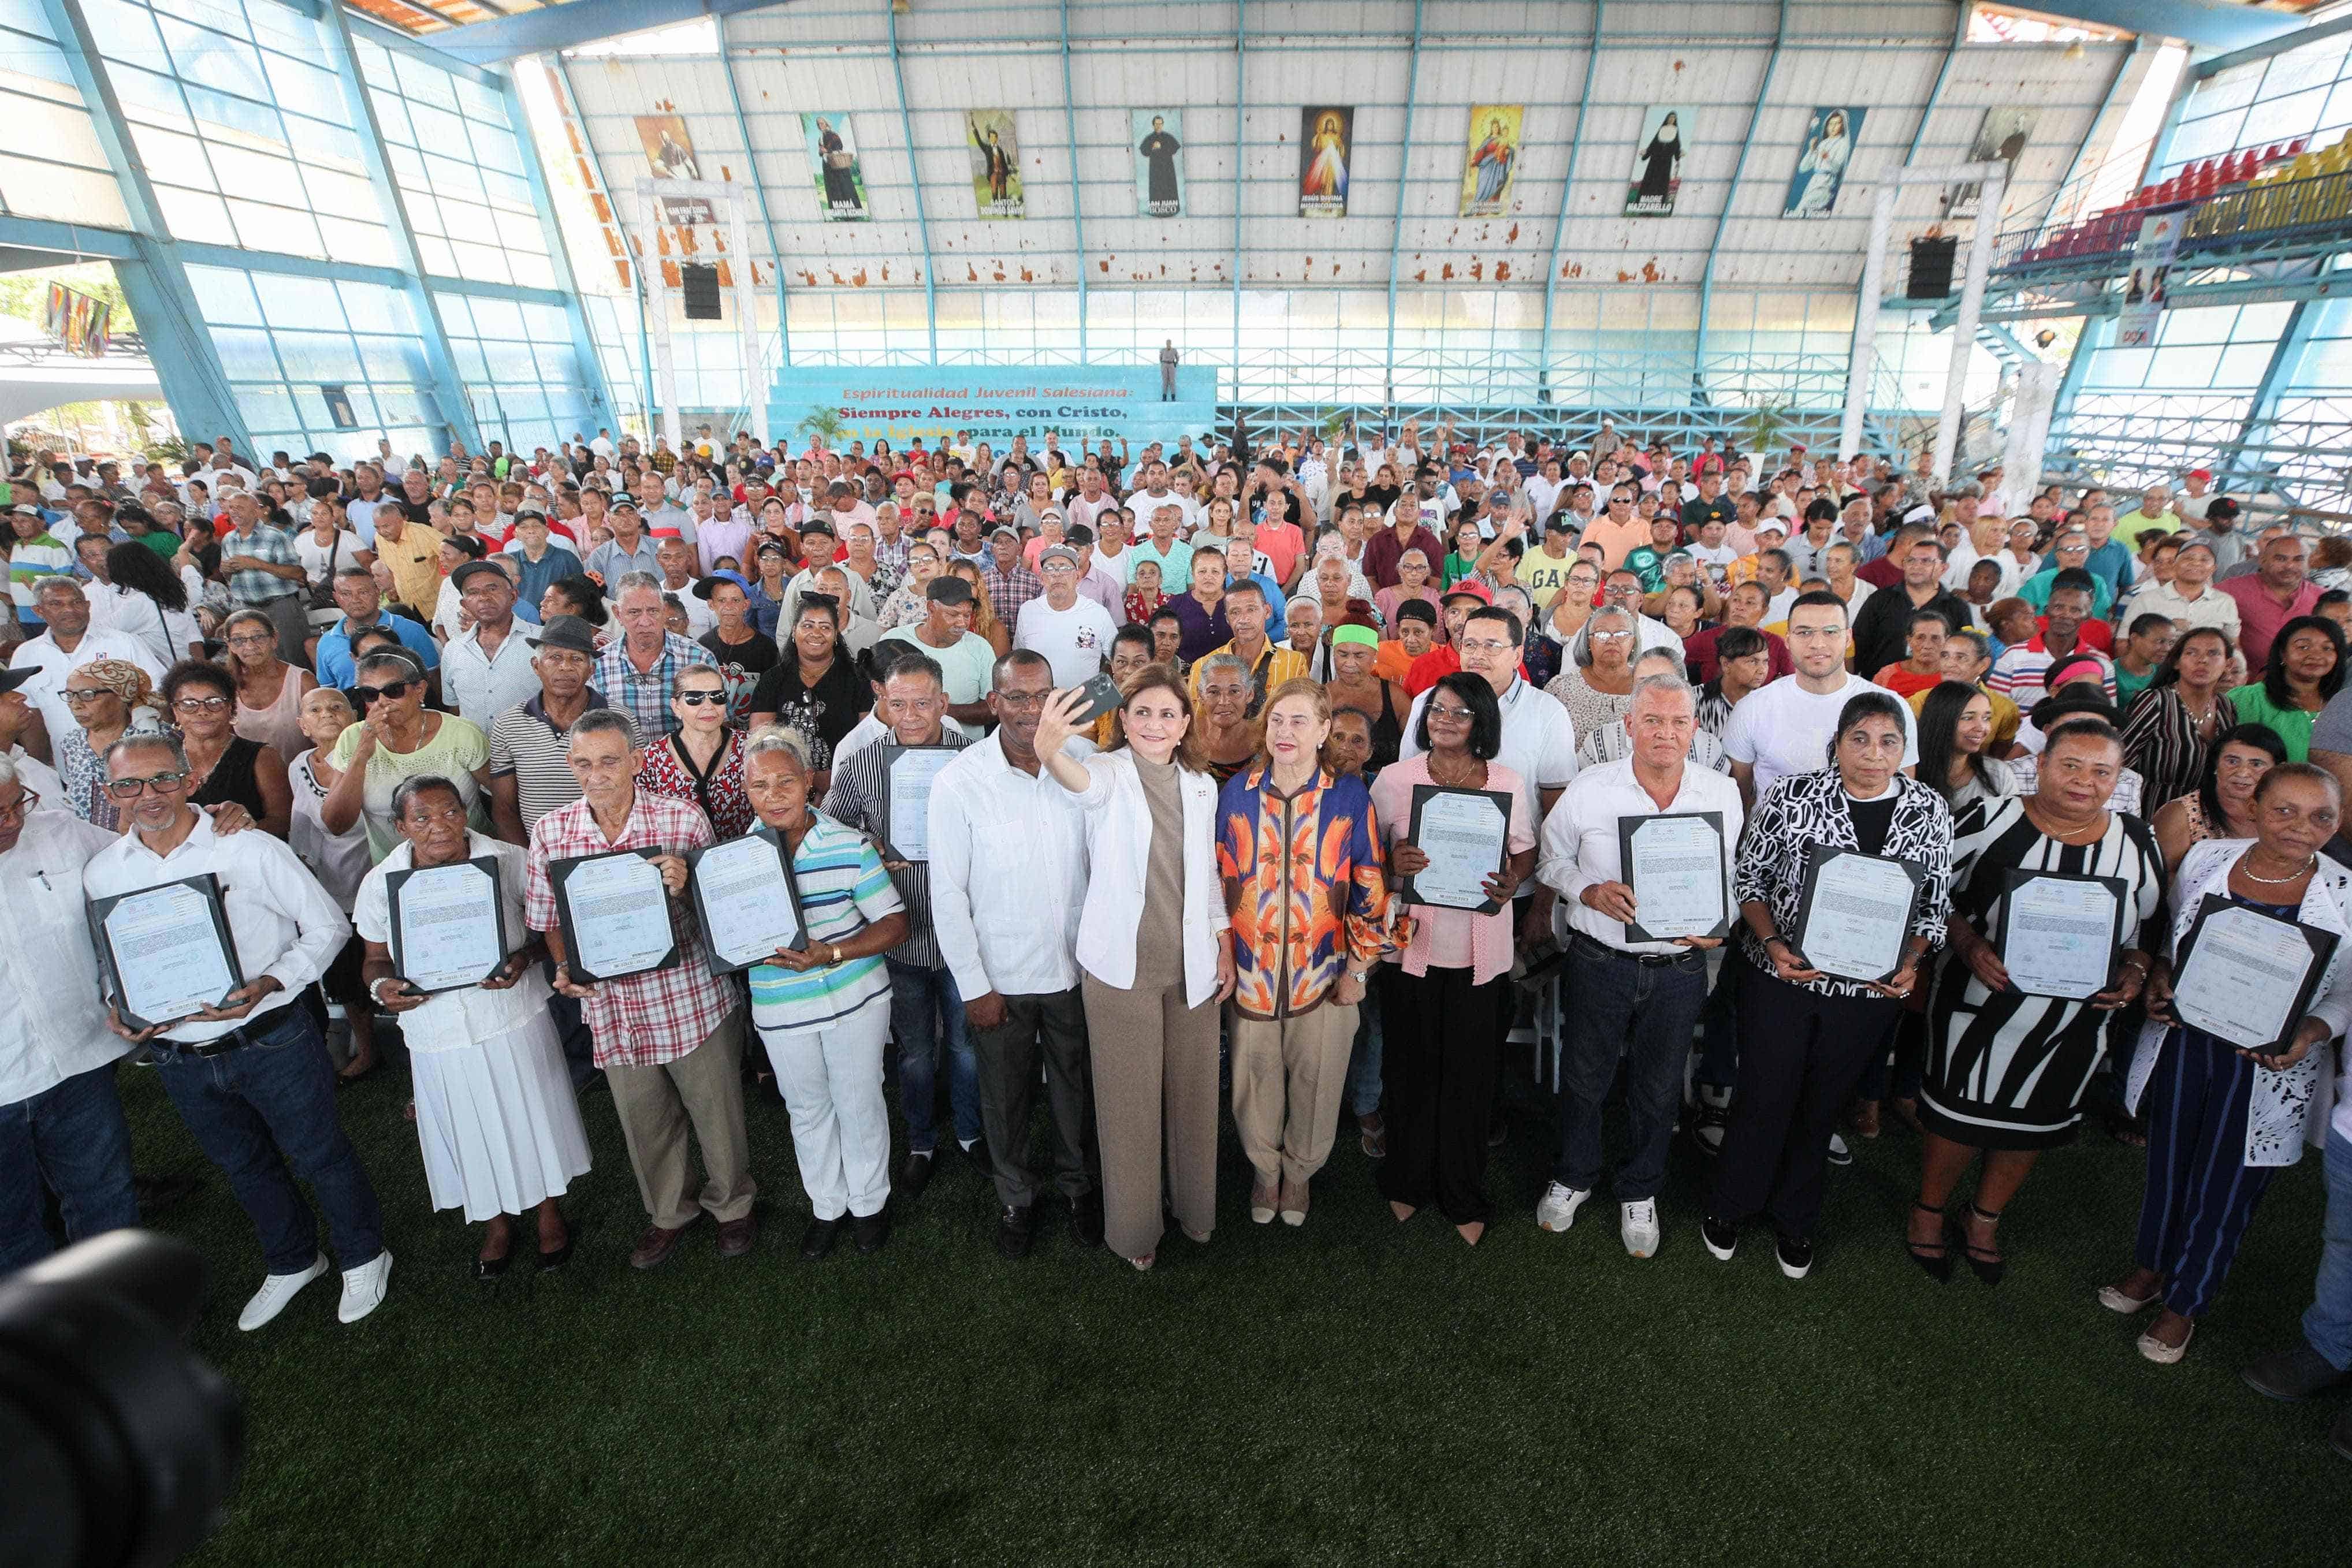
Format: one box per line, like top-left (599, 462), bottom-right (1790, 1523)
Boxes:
top-left (967, 109), bottom-right (1025, 219)
top-left (1134, 109), bottom-right (1184, 217)
top-left (1300, 106), bottom-right (1353, 218)
top-left (1782, 105), bottom-right (1865, 219)
top-left (1626, 105), bottom-right (1687, 217)
top-left (1459, 105), bottom-right (1523, 218)
top-left (801, 111), bottom-right (870, 222)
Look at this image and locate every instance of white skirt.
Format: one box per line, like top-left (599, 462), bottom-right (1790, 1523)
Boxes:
top-left (410, 1010), bottom-right (594, 1222)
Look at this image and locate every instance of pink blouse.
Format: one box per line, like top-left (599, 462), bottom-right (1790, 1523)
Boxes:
top-left (1366, 754), bottom-right (1536, 986)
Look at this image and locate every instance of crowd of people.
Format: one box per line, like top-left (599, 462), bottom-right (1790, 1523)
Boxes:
top-left (8, 418), bottom-right (2352, 1459)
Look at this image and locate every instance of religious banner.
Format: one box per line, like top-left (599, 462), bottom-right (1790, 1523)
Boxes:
top-left (801, 112), bottom-right (869, 222)
top-left (1626, 106), bottom-right (1686, 217)
top-left (1458, 104), bottom-right (1523, 217)
top-left (1948, 107), bottom-right (2037, 219)
top-left (632, 114), bottom-right (714, 224)
top-left (1134, 109), bottom-right (1184, 218)
top-left (2115, 210), bottom-right (2184, 349)
top-left (967, 109), bottom-right (1024, 219)
top-left (1300, 106), bottom-right (1353, 218)
top-left (1784, 106), bottom-right (1865, 218)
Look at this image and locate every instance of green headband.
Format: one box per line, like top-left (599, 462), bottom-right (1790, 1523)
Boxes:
top-left (1330, 624), bottom-right (1379, 649)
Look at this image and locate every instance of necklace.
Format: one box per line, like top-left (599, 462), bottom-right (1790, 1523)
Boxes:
top-left (1428, 752), bottom-right (1483, 788)
top-left (2241, 853), bottom-right (2317, 886)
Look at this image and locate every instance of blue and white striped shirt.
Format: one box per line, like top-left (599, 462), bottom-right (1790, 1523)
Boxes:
top-left (748, 812), bottom-right (903, 1033)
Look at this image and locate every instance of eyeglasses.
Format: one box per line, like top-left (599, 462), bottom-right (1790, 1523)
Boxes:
top-left (172, 695), bottom-right (231, 714)
top-left (1427, 702), bottom-right (1476, 721)
top-left (0, 789), bottom-right (38, 824)
top-left (1592, 630), bottom-right (1636, 643)
top-left (675, 691), bottom-right (725, 707)
top-left (104, 769), bottom-right (189, 799)
top-left (1456, 638), bottom-right (1513, 654)
top-left (62, 688), bottom-right (113, 706)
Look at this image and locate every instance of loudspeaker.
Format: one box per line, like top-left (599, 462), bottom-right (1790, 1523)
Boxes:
top-left (681, 263), bottom-right (722, 321)
top-left (1907, 236), bottom-right (1958, 299)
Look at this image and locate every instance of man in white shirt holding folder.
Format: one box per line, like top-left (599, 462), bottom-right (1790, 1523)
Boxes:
top-left (1534, 673), bottom-right (1744, 1260)
top-left (927, 650), bottom-right (1102, 1259)
top-left (82, 730), bottom-right (389, 1331)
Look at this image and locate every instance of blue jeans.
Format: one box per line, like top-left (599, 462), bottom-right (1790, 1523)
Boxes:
top-left (151, 1004), bottom-right (384, 1276)
top-left (1345, 992), bottom-right (1385, 1119)
top-left (2304, 1130), bottom-right (2352, 1370)
top-left (0, 1062), bottom-right (140, 1273)
top-left (1554, 938), bottom-right (1710, 1200)
top-left (887, 959), bottom-right (981, 1153)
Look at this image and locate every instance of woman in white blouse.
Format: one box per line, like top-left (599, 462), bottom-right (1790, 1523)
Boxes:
top-left (354, 774), bottom-right (590, 1277)
top-left (1032, 662), bottom-right (1234, 1271)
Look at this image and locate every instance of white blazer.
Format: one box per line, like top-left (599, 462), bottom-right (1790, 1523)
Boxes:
top-left (1061, 750), bottom-right (1229, 1007)
top-left (2126, 838), bottom-right (2352, 1167)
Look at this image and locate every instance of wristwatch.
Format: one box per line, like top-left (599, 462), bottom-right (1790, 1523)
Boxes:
top-left (828, 943), bottom-right (843, 965)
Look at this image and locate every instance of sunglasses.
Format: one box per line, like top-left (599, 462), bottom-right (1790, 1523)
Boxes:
top-left (355, 679), bottom-right (414, 706)
top-left (675, 691), bottom-right (725, 707)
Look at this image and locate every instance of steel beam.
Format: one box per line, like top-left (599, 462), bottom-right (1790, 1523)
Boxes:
top-left (1696, 0), bottom-right (1788, 383)
top-left (1538, 0), bottom-right (1605, 401)
top-left (1902, 0), bottom-right (1969, 168)
top-left (715, 12), bottom-right (791, 367)
top-left (412, 0), bottom-right (786, 68)
top-left (322, 0), bottom-right (483, 453)
top-left (553, 53), bottom-right (657, 424)
top-left (503, 66), bottom-right (617, 426)
top-left (1060, 0), bottom-right (1088, 361)
top-left (1231, 0), bottom-right (1246, 409)
top-left (885, 0), bottom-right (939, 361)
top-left (1380, 0), bottom-right (1427, 413)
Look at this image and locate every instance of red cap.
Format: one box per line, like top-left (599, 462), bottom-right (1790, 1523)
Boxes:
top-left (1441, 579), bottom-right (1493, 605)
top-left (2186, 468), bottom-right (2212, 482)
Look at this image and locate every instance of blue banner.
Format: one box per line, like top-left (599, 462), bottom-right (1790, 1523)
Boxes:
top-left (770, 364), bottom-right (1221, 449)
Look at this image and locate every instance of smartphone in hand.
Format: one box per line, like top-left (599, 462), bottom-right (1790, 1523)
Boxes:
top-left (1071, 671), bottom-right (1126, 727)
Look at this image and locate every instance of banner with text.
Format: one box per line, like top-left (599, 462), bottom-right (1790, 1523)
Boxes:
top-left (772, 365), bottom-right (1222, 450)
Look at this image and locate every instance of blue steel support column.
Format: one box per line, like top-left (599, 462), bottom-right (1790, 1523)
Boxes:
top-left (885, 0), bottom-right (940, 362)
top-left (1060, 0), bottom-right (1088, 362)
top-left (504, 66), bottom-right (617, 423)
top-left (714, 14), bottom-right (791, 367)
top-left (1380, 0), bottom-right (1427, 414)
top-left (1538, 0), bottom-right (1605, 401)
top-left (1902, 2), bottom-right (1969, 166)
top-left (2233, 282), bottom-right (2324, 485)
top-left (553, 53), bottom-right (656, 423)
top-left (1230, 1), bottom-right (1246, 409)
top-left (2049, 314), bottom-right (2110, 437)
top-left (36, 0), bottom-right (250, 452)
top-left (1695, 0), bottom-right (1789, 391)
top-left (319, 1), bottom-right (483, 453)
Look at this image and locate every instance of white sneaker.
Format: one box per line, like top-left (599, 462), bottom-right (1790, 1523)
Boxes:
top-left (337, 1250), bottom-right (392, 1324)
top-left (1621, 1199), bottom-right (1661, 1258)
top-left (1535, 1182), bottom-right (1591, 1233)
top-left (238, 1256), bottom-right (328, 1331)
top-left (1827, 1131), bottom-right (1854, 1167)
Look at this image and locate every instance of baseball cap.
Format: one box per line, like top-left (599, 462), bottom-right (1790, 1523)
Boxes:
top-left (1038, 544), bottom-right (1080, 570)
top-left (449, 559), bottom-right (509, 591)
top-left (692, 569), bottom-right (750, 601)
top-left (2186, 468), bottom-right (2212, 482)
top-left (989, 524), bottom-right (1020, 543)
top-left (926, 575), bottom-right (976, 606)
top-left (527, 614), bottom-right (598, 655)
top-left (1441, 580), bottom-right (1493, 606)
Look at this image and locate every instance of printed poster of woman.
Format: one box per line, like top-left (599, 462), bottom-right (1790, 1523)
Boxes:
top-left (801, 111), bottom-right (869, 222)
top-left (968, 109), bottom-right (1024, 219)
top-left (1459, 105), bottom-right (1523, 218)
top-left (1626, 106), bottom-right (1685, 217)
top-left (1300, 106), bottom-right (1352, 218)
top-left (1135, 110), bottom-right (1184, 218)
top-left (1784, 106), bottom-right (1865, 218)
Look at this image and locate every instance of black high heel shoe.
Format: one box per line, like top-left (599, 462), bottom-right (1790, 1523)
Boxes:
top-left (1960, 1202), bottom-right (2005, 1286)
top-left (1906, 1200), bottom-right (1953, 1282)
top-left (536, 1206), bottom-right (574, 1271)
top-left (473, 1250), bottom-right (513, 1280)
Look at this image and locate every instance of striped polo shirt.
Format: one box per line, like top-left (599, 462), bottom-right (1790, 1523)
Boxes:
top-left (486, 688), bottom-right (611, 833)
top-left (748, 811), bottom-right (903, 1033)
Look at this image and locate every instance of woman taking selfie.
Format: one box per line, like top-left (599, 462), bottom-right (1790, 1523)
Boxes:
top-left (1032, 666), bottom-right (1233, 1272)
top-left (2105, 765), bottom-right (2352, 1362)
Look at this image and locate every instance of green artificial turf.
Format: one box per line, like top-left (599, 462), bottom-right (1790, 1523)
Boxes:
top-left (118, 1053), bottom-right (2345, 1568)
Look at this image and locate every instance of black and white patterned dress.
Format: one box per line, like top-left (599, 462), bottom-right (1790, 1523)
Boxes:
top-left (1922, 796), bottom-right (2165, 1149)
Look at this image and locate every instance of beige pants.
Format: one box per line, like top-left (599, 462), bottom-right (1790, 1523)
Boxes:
top-left (606, 1008), bottom-right (755, 1230)
top-left (1082, 974), bottom-right (1219, 1262)
top-left (1229, 1003), bottom-right (1360, 1190)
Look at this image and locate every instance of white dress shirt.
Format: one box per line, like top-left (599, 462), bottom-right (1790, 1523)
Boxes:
top-left (927, 730), bottom-right (1095, 1002)
top-left (9, 628), bottom-right (167, 747)
top-left (1400, 675), bottom-right (1583, 798)
top-left (83, 810), bottom-right (351, 1045)
top-left (440, 623), bottom-right (542, 731)
top-left (0, 811), bottom-right (132, 1102)
top-left (1537, 756), bottom-right (1746, 955)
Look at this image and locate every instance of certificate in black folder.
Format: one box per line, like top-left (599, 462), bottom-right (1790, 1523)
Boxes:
top-left (385, 856), bottom-right (509, 995)
top-left (688, 828), bottom-right (810, 975)
top-left (549, 847), bottom-right (678, 983)
top-left (88, 874), bottom-right (245, 1033)
top-left (2170, 893), bottom-right (2337, 1055)
top-left (1789, 846), bottom-right (1923, 985)
top-left (1992, 869), bottom-right (2128, 1000)
top-left (879, 743), bottom-right (959, 863)
top-left (1617, 811), bottom-right (1729, 943)
top-left (1401, 785), bottom-right (1514, 915)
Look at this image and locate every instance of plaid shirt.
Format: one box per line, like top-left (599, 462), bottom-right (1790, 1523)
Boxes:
top-left (594, 631), bottom-right (717, 742)
top-left (524, 790), bottom-right (739, 1068)
top-left (870, 533), bottom-right (912, 601)
top-left (980, 561), bottom-right (1043, 630)
top-left (225, 521), bottom-right (302, 604)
